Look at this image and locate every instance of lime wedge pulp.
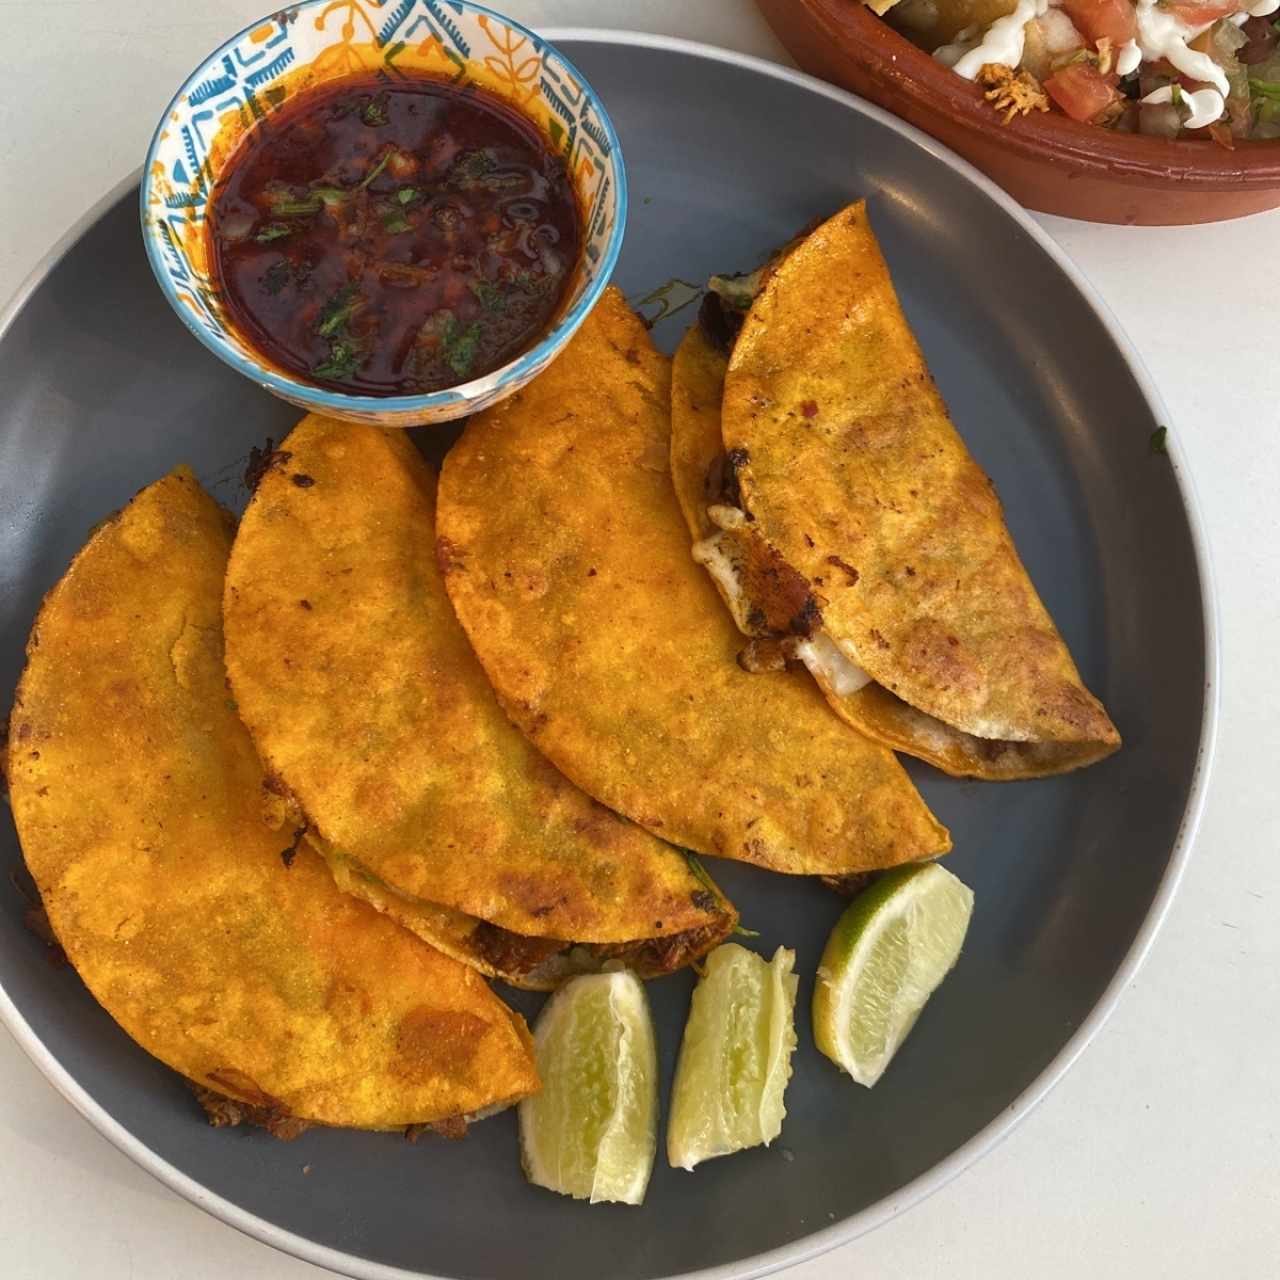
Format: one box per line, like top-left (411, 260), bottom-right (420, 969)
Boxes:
top-left (813, 862), bottom-right (973, 1087)
top-left (667, 943), bottom-right (798, 1171)
top-left (518, 970), bottom-right (657, 1205)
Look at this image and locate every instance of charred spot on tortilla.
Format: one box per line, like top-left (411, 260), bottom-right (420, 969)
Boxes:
top-left (788, 596), bottom-right (822, 638)
top-left (827, 556), bottom-right (860, 585)
top-left (280, 825), bottom-right (307, 869)
top-left (291, 473), bottom-right (316, 488)
top-left (244, 440), bottom-right (291, 492)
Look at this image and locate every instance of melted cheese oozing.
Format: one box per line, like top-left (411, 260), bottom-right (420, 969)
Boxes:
top-left (693, 507), bottom-right (873, 697)
top-left (795, 633), bottom-right (873, 697)
top-left (706, 503), bottom-right (747, 531)
top-left (692, 532), bottom-right (759, 635)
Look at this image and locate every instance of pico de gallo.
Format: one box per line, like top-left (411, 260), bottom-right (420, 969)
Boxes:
top-left (880, 0), bottom-right (1280, 140)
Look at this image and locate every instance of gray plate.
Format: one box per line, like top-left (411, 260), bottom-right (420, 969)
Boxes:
top-left (0, 32), bottom-right (1215, 1280)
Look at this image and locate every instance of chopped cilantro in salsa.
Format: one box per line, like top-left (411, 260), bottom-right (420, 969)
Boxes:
top-left (209, 74), bottom-right (581, 395)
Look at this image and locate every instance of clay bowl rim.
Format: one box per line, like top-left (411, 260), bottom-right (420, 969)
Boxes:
top-left (781, 0), bottom-right (1280, 192)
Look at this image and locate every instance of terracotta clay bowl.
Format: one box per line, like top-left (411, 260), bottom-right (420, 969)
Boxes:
top-left (758, 0), bottom-right (1280, 224)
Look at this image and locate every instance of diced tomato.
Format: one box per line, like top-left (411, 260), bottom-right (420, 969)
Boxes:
top-left (1059, 0), bottom-right (1138, 46)
top-left (1162, 0), bottom-right (1245, 25)
top-left (1044, 63), bottom-right (1123, 121)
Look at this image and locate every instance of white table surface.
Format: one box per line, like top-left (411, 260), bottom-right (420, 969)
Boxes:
top-left (2, 2), bottom-right (1277, 1277)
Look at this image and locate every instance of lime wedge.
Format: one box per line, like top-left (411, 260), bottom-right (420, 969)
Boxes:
top-left (518, 970), bottom-right (657, 1205)
top-left (667, 943), bottom-right (798, 1171)
top-left (813, 862), bottom-right (973, 1087)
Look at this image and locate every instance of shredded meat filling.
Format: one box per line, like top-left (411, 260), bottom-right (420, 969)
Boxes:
top-left (406, 1116), bottom-right (469, 1142)
top-left (737, 636), bottom-right (802, 674)
top-left (820, 871), bottom-right (875, 897)
top-left (705, 445), bottom-right (750, 512)
top-left (700, 452), bottom-right (824, 645)
top-left (588, 920), bottom-right (728, 978)
top-left (192, 1085), bottom-right (472, 1142)
top-left (189, 1083), bottom-right (313, 1140)
top-left (697, 289), bottom-right (745, 355)
top-left (469, 922), bottom-right (565, 976)
top-left (469, 919), bottom-right (725, 981)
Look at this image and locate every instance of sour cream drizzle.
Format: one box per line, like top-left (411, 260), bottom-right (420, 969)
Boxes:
top-left (1140, 83), bottom-right (1226, 128)
top-left (947, 0), bottom-right (1049, 79)
top-left (1134, 0), bottom-right (1229, 97)
top-left (938, 0), bottom-right (1258, 129)
top-left (1115, 38), bottom-right (1143, 75)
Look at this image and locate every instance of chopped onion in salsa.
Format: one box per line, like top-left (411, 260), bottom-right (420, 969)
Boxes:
top-left (208, 75), bottom-right (582, 395)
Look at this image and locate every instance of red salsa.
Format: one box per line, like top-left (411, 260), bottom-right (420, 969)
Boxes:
top-left (208, 75), bottom-right (582, 395)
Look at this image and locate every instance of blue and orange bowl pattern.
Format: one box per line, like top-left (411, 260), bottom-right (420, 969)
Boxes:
top-left (141, 1), bottom-right (626, 427)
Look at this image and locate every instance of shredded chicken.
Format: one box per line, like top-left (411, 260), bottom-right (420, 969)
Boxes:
top-left (977, 63), bottom-right (1051, 123)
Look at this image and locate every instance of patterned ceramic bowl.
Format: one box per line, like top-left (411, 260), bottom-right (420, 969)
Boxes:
top-left (141, 1), bottom-right (625, 427)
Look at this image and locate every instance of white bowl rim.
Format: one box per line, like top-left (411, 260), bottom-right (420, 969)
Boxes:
top-left (0, 29), bottom-right (1219, 1280)
top-left (138, 0), bottom-right (628, 414)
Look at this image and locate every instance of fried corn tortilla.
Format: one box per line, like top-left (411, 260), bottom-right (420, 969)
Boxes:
top-left (672, 322), bottom-right (1115, 780)
top-left (437, 287), bottom-right (950, 876)
top-left (223, 416), bottom-right (733, 990)
top-left (693, 202), bottom-right (1119, 778)
top-left (7, 469), bottom-right (537, 1130)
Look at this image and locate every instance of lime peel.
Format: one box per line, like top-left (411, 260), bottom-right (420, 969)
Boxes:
top-left (813, 862), bottom-right (973, 1087)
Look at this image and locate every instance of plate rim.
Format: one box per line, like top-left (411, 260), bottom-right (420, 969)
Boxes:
top-left (0, 29), bottom-right (1220, 1280)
